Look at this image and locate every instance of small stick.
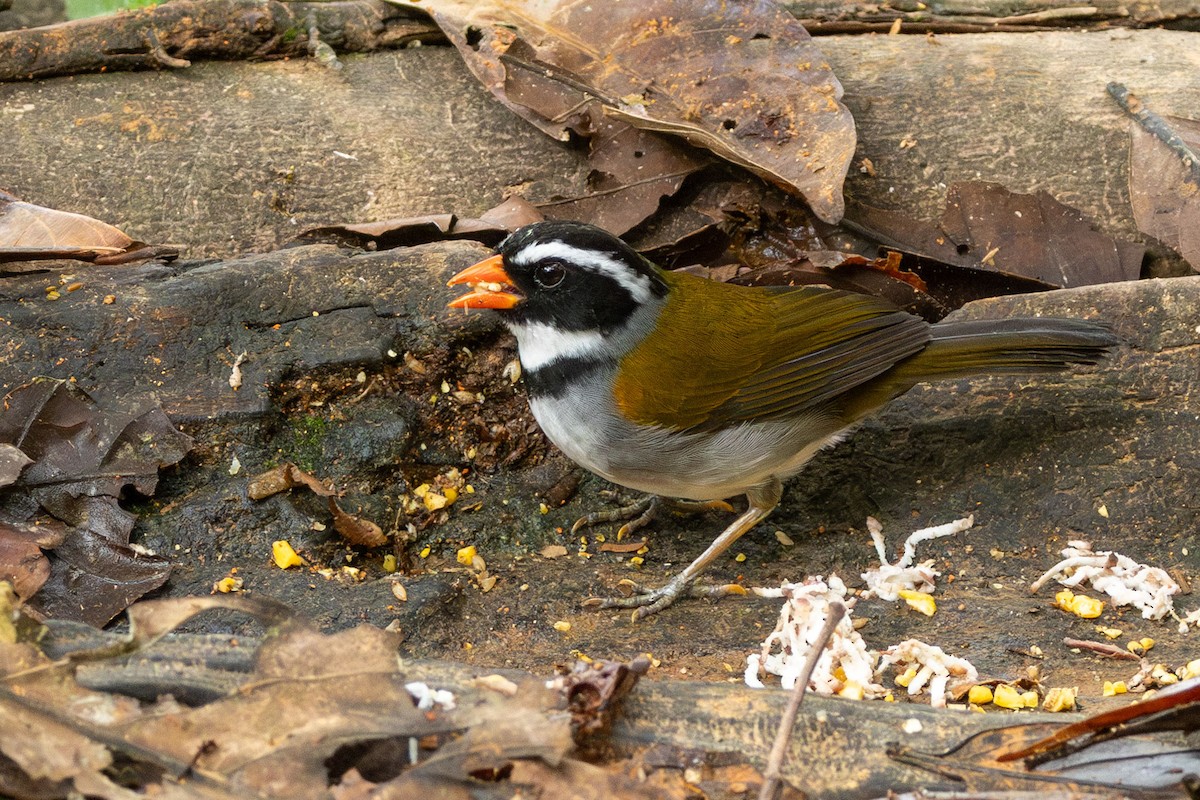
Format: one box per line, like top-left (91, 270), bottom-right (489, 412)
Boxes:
top-left (1062, 637), bottom-right (1140, 660)
top-left (1107, 82), bottom-right (1200, 186)
top-left (758, 599), bottom-right (846, 800)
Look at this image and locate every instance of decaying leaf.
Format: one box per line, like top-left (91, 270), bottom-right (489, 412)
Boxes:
top-left (297, 212), bottom-right (512, 250)
top-left (396, 0), bottom-right (856, 223)
top-left (0, 379), bottom-right (192, 626)
top-left (938, 182), bottom-right (1144, 287)
top-left (841, 182), bottom-right (1144, 310)
top-left (1128, 112), bottom-right (1200, 270)
top-left (0, 596), bottom-right (671, 800)
top-left (732, 253), bottom-right (951, 322)
top-left (0, 190), bottom-right (177, 268)
top-left (0, 444), bottom-right (32, 487)
top-left (248, 463), bottom-right (386, 547)
top-left (537, 114), bottom-right (711, 235)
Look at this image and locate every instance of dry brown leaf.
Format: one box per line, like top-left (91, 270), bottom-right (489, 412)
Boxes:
top-left (0, 379), bottom-right (192, 625)
top-left (398, 0), bottom-right (855, 223)
top-left (0, 444), bottom-right (32, 487)
top-left (0, 190), bottom-right (176, 266)
top-left (247, 463), bottom-right (386, 547)
top-left (1129, 113), bottom-right (1200, 270)
top-left (596, 539), bottom-right (647, 554)
top-left (938, 182), bottom-right (1144, 288)
top-left (537, 113), bottom-right (711, 235)
top-left (298, 213), bottom-right (512, 250)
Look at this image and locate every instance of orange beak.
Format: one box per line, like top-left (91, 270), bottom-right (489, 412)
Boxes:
top-left (446, 254), bottom-right (522, 310)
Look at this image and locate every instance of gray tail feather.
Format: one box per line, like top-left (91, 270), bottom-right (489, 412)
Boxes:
top-left (902, 317), bottom-right (1121, 380)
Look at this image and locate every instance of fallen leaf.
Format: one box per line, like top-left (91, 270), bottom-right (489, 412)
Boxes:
top-left (0, 518), bottom-right (67, 600)
top-left (537, 113), bottom-right (710, 235)
top-left (597, 539), bottom-right (647, 554)
top-left (0, 379), bottom-right (192, 625)
top-left (893, 676), bottom-right (1200, 793)
top-left (297, 213), bottom-right (512, 250)
top-left (0, 189), bottom-right (177, 268)
top-left (540, 544), bottom-right (569, 559)
top-left (841, 183), bottom-right (1143, 311)
top-left (1128, 112), bottom-right (1200, 270)
top-left (398, 0), bottom-right (856, 223)
top-left (247, 463), bottom-right (386, 548)
top-left (938, 182), bottom-right (1143, 287)
top-left (0, 444), bottom-right (31, 487)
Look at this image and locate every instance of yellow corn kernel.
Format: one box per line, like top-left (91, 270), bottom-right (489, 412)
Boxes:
top-left (443, 487), bottom-right (458, 504)
top-left (419, 545), bottom-right (431, 558)
top-left (382, 554), bottom-right (398, 573)
top-left (883, 692), bottom-right (895, 702)
top-left (1102, 680), bottom-right (1128, 696)
top-left (1042, 686), bottom-right (1077, 712)
top-left (214, 576), bottom-right (242, 593)
top-left (734, 552), bottom-right (747, 562)
top-left (894, 666), bottom-right (918, 688)
top-left (553, 620), bottom-right (571, 632)
top-left (838, 681), bottom-right (865, 700)
top-left (1127, 637), bottom-right (1155, 655)
top-left (413, 483), bottom-right (430, 497)
top-left (456, 545), bottom-right (477, 566)
top-left (271, 540), bottom-right (304, 569)
top-left (1021, 690), bottom-right (1039, 708)
top-left (1150, 664), bottom-right (1178, 685)
top-left (539, 503), bottom-right (549, 514)
top-left (1095, 626), bottom-right (1123, 639)
top-left (992, 684), bottom-right (1025, 709)
top-left (1182, 659), bottom-right (1200, 680)
top-left (1054, 589), bottom-right (1104, 618)
top-left (423, 492), bottom-right (448, 511)
top-left (899, 589), bottom-right (937, 617)
top-left (967, 685), bottom-right (994, 705)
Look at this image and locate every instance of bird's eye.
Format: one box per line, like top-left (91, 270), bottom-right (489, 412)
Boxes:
top-left (534, 261), bottom-right (566, 289)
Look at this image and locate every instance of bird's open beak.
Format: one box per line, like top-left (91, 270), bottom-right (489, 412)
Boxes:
top-left (446, 254), bottom-right (523, 310)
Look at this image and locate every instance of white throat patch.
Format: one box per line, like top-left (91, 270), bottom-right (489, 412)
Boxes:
top-left (511, 241), bottom-right (653, 304)
top-left (509, 321), bottom-right (608, 371)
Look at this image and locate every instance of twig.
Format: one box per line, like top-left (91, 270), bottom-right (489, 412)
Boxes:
top-left (758, 599), bottom-right (846, 800)
top-left (1107, 81), bottom-right (1200, 186)
top-left (1063, 637), bottom-right (1140, 660)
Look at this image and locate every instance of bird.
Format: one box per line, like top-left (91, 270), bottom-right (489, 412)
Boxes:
top-left (446, 220), bottom-right (1119, 619)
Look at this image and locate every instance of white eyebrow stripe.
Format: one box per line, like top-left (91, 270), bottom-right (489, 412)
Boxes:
top-left (512, 240), bottom-right (652, 304)
top-left (509, 322), bottom-right (608, 371)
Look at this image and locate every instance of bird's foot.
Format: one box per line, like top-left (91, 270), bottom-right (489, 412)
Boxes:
top-left (570, 496), bottom-right (734, 539)
top-left (582, 577), bottom-right (749, 621)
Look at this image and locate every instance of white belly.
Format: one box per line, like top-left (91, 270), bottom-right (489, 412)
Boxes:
top-left (530, 388), bottom-right (849, 501)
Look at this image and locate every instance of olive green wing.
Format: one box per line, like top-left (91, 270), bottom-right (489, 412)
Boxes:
top-left (612, 271), bottom-right (931, 431)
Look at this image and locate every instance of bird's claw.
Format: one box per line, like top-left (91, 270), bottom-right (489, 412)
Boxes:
top-left (571, 496), bottom-right (656, 535)
top-left (583, 577), bottom-right (750, 619)
top-left (571, 496), bottom-right (735, 536)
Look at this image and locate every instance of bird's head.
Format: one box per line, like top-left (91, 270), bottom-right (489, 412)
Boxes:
top-left (447, 221), bottom-right (667, 335)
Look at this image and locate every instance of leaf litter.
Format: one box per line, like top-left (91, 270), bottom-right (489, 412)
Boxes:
top-left (0, 190), bottom-right (177, 271)
top-left (0, 378), bottom-right (192, 626)
top-left (1112, 82), bottom-right (1200, 271)
top-left (4, 590), bottom-right (1195, 799)
top-left (0, 593), bottom-right (733, 800)
top-left (391, 0), bottom-right (856, 224)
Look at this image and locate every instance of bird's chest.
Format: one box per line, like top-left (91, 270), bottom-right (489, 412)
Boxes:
top-left (527, 378), bottom-right (629, 481)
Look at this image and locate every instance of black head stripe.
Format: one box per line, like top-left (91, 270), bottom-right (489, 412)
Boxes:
top-left (496, 221), bottom-right (667, 333)
top-left (499, 221), bottom-right (667, 298)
